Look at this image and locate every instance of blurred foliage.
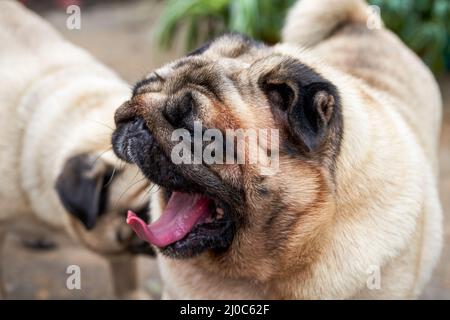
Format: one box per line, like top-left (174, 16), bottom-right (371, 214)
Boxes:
top-left (370, 0), bottom-right (450, 73)
top-left (155, 0), bottom-right (450, 74)
top-left (155, 0), bottom-right (295, 49)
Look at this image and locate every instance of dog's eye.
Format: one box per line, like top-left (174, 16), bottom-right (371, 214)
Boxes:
top-left (132, 73), bottom-right (164, 96)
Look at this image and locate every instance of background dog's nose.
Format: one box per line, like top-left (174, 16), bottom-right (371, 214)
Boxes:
top-left (163, 92), bottom-right (194, 128)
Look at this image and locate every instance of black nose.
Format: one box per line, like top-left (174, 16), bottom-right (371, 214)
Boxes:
top-left (163, 92), bottom-right (194, 128)
top-left (112, 118), bottom-right (153, 163)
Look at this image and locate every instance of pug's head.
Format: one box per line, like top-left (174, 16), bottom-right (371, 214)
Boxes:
top-left (111, 34), bottom-right (342, 280)
top-left (55, 153), bottom-right (154, 256)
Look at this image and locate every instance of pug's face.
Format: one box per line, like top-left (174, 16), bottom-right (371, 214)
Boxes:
top-left (56, 154), bottom-right (153, 256)
top-left (111, 34), bottom-right (343, 280)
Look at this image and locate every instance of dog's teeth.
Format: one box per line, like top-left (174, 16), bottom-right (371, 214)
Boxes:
top-left (216, 207), bottom-right (224, 219)
top-left (205, 216), bottom-right (214, 223)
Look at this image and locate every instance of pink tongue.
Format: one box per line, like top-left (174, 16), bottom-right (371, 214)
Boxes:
top-left (126, 192), bottom-right (212, 247)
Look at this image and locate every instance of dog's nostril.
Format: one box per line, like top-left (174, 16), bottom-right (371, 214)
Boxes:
top-left (163, 92), bottom-right (194, 128)
top-left (129, 117), bottom-right (147, 132)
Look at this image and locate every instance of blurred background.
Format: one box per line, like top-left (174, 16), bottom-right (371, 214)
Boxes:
top-left (3, 0), bottom-right (449, 299)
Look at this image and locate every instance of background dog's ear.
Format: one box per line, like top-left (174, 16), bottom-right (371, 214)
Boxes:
top-left (55, 154), bottom-right (114, 230)
top-left (259, 58), bottom-right (340, 152)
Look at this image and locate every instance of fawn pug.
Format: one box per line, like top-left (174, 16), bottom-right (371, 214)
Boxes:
top-left (0, 1), bottom-right (152, 299)
top-left (112, 0), bottom-right (442, 298)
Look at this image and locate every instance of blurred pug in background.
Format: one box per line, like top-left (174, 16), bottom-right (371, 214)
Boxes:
top-left (112, 0), bottom-right (442, 299)
top-left (0, 1), bottom-right (152, 299)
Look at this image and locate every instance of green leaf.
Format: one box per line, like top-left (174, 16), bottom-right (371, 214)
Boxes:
top-left (156, 0), bottom-right (450, 73)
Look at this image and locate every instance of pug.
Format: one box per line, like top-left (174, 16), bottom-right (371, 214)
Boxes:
top-left (111, 0), bottom-right (443, 299)
top-left (0, 1), bottom-right (152, 299)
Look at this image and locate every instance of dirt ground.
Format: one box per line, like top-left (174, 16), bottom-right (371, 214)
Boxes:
top-left (2, 1), bottom-right (449, 299)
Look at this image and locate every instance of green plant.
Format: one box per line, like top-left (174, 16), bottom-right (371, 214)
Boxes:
top-left (155, 0), bottom-right (450, 74)
top-left (155, 0), bottom-right (295, 49)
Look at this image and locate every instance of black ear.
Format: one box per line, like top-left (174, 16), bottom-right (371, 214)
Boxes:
top-left (259, 58), bottom-right (340, 153)
top-left (55, 154), bottom-right (114, 230)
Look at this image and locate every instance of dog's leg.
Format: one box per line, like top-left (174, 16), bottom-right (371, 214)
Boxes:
top-left (0, 232), bottom-right (7, 299)
top-left (108, 255), bottom-right (149, 299)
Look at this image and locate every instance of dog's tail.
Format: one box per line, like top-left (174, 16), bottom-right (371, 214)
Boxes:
top-left (282, 0), bottom-right (375, 47)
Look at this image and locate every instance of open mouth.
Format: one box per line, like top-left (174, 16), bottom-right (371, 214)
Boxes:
top-left (127, 190), bottom-right (235, 258)
top-left (112, 118), bottom-right (236, 258)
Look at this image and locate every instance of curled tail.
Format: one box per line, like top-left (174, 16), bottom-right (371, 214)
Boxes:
top-left (282, 0), bottom-right (375, 47)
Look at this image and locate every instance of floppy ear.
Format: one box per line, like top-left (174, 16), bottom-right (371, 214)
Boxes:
top-left (55, 154), bottom-right (114, 230)
top-left (259, 58), bottom-right (340, 152)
